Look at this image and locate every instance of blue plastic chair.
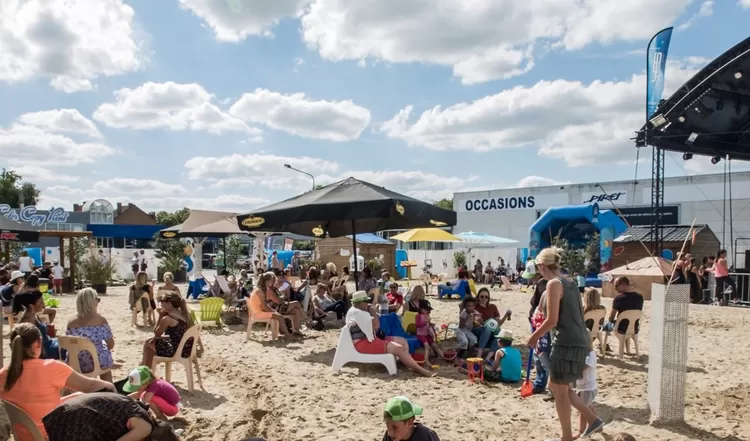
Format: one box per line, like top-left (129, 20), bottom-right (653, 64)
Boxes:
top-left (378, 313), bottom-right (422, 354)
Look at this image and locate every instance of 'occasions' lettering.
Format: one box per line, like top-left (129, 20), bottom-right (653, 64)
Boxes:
top-left (465, 196), bottom-right (536, 212)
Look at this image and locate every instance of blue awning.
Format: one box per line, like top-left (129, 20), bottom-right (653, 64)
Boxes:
top-left (87, 224), bottom-right (165, 240)
top-left (345, 233), bottom-right (393, 245)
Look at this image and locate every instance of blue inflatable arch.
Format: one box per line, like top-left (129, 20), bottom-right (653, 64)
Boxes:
top-left (529, 203), bottom-right (628, 273)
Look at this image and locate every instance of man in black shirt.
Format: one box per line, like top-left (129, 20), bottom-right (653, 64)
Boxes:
top-left (607, 276), bottom-right (644, 334)
top-left (382, 396), bottom-right (440, 441)
top-left (39, 262), bottom-right (52, 280)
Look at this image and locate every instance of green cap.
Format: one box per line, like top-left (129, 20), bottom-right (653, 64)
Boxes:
top-left (122, 366), bottom-right (153, 393)
top-left (384, 396), bottom-right (423, 421)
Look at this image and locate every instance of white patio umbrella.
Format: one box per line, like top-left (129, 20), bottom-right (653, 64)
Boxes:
top-left (456, 231), bottom-right (518, 247)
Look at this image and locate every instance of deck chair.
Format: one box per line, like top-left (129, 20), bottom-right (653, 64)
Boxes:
top-left (2, 399), bottom-right (45, 441)
top-left (197, 297), bottom-right (224, 326)
top-left (468, 279), bottom-right (478, 296)
top-left (58, 335), bottom-right (111, 379)
top-left (583, 308), bottom-right (607, 354)
top-left (131, 292), bottom-right (155, 326)
top-left (603, 310), bottom-right (643, 358)
top-left (152, 325), bottom-right (203, 392)
top-left (331, 324), bottom-right (397, 375)
top-left (246, 298), bottom-right (279, 341)
top-left (401, 311), bottom-right (418, 335)
top-left (328, 276), bottom-right (339, 287)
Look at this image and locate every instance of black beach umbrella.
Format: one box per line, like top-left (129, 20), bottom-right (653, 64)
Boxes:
top-left (0, 215), bottom-right (40, 242)
top-left (236, 177), bottom-right (457, 288)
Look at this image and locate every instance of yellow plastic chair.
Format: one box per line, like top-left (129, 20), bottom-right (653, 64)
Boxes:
top-left (198, 297), bottom-right (224, 326)
top-left (58, 335), bottom-right (111, 379)
top-left (401, 311), bottom-right (418, 335)
top-left (468, 279), bottom-right (478, 296)
top-left (152, 325), bottom-right (204, 392)
top-left (2, 399), bottom-right (46, 441)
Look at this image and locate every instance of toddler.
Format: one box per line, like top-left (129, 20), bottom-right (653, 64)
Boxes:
top-left (415, 300), bottom-right (446, 365)
top-left (456, 297), bottom-right (479, 355)
top-left (485, 329), bottom-right (522, 383)
top-left (575, 350), bottom-right (598, 439)
top-left (123, 366), bottom-right (181, 420)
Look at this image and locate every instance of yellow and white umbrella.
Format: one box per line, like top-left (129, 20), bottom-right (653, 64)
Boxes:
top-left (389, 228), bottom-right (461, 243)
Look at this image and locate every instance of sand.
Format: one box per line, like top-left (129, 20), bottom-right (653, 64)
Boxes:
top-left (1, 282), bottom-right (749, 441)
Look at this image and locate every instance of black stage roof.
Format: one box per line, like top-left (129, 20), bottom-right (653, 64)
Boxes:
top-left (636, 36), bottom-right (750, 161)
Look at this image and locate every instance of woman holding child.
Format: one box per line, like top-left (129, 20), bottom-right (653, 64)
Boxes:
top-left (527, 247), bottom-right (605, 441)
top-left (471, 288), bottom-right (511, 356)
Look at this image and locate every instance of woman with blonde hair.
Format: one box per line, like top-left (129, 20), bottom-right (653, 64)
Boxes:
top-left (582, 288), bottom-right (605, 313)
top-left (527, 247), bottom-right (604, 440)
top-left (157, 272), bottom-right (181, 297)
top-left (140, 292), bottom-right (193, 367)
top-left (249, 272), bottom-right (292, 340)
top-left (130, 271), bottom-right (155, 326)
top-left (0, 323), bottom-right (114, 441)
top-left (266, 272), bottom-right (306, 335)
top-left (401, 285), bottom-right (425, 314)
top-left (66, 288), bottom-right (115, 381)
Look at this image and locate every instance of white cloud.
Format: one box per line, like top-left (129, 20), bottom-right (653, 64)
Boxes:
top-left (92, 178), bottom-right (188, 196)
top-left (319, 170), bottom-right (467, 201)
top-left (517, 176), bottom-right (566, 188)
top-left (9, 165), bottom-right (79, 183)
top-left (229, 89), bottom-right (371, 141)
top-left (178, 0), bottom-right (308, 41)
top-left (381, 59), bottom-right (703, 166)
top-left (18, 109), bottom-right (102, 138)
top-left (740, 0), bottom-right (750, 8)
top-left (678, 1), bottom-right (714, 31)
top-left (93, 82), bottom-right (258, 136)
top-left (0, 124), bottom-right (117, 167)
top-left (0, 0), bottom-right (144, 92)
top-left (300, 0), bottom-right (691, 84)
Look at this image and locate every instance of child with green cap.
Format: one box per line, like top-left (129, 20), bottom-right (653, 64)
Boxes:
top-left (382, 396), bottom-right (440, 441)
top-left (123, 366), bottom-right (181, 421)
top-left (485, 329), bottom-right (522, 383)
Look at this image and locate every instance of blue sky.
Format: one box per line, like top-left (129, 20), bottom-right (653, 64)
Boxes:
top-left (1, 0), bottom-right (749, 213)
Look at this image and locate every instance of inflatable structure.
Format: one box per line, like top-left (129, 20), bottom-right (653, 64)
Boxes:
top-left (529, 203), bottom-right (628, 273)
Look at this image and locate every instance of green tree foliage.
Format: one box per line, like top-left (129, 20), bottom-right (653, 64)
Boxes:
top-left (584, 232), bottom-right (601, 275)
top-left (154, 208), bottom-right (190, 227)
top-left (550, 237), bottom-right (586, 275)
top-left (220, 235), bottom-right (244, 274)
top-left (453, 251), bottom-right (466, 269)
top-left (0, 168), bottom-right (40, 207)
top-left (433, 198), bottom-right (453, 211)
top-left (152, 233), bottom-right (186, 274)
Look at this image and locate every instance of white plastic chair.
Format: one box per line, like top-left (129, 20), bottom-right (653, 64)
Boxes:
top-left (2, 399), bottom-right (46, 441)
top-left (151, 325), bottom-right (203, 392)
top-left (58, 335), bottom-right (112, 379)
top-left (603, 310), bottom-right (643, 358)
top-left (131, 292), bottom-right (154, 326)
top-left (583, 308), bottom-right (607, 354)
top-left (331, 324), bottom-right (397, 375)
top-left (246, 298), bottom-right (279, 341)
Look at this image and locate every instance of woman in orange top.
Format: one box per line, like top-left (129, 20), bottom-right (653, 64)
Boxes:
top-left (0, 323), bottom-right (115, 441)
top-left (249, 272), bottom-right (292, 340)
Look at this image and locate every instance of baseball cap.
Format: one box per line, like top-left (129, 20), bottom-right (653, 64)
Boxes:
top-left (122, 366), bottom-right (153, 393)
top-left (351, 290), bottom-right (369, 303)
top-left (384, 396), bottom-right (423, 421)
top-left (10, 271), bottom-right (23, 282)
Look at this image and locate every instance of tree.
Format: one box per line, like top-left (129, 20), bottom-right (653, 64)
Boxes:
top-left (0, 169), bottom-right (40, 206)
top-left (584, 232), bottom-right (601, 275)
top-left (433, 198), bottom-right (453, 211)
top-left (154, 208), bottom-right (190, 227)
top-left (152, 233), bottom-right (186, 275)
top-left (550, 236), bottom-right (586, 275)
top-left (219, 235), bottom-right (244, 274)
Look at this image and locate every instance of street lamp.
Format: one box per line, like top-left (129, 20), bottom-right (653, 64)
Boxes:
top-left (284, 164), bottom-right (316, 191)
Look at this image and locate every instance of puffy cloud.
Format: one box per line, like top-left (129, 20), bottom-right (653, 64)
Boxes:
top-left (740, 0), bottom-right (750, 8)
top-left (381, 59), bottom-right (702, 166)
top-left (92, 178), bottom-right (188, 196)
top-left (18, 109), bottom-right (102, 138)
top-left (0, 124), bottom-right (116, 167)
top-left (677, 1), bottom-right (714, 31)
top-left (517, 176), bottom-right (567, 188)
top-left (9, 165), bottom-right (79, 183)
top-left (0, 0), bottom-right (144, 92)
top-left (229, 89), bottom-right (371, 141)
top-left (178, 0), bottom-right (308, 41)
top-left (93, 82), bottom-right (258, 136)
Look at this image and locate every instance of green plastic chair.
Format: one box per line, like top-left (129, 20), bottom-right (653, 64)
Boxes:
top-left (198, 297), bottom-right (224, 326)
top-left (43, 293), bottom-right (60, 308)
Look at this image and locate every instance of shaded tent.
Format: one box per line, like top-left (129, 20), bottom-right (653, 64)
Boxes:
top-left (601, 256), bottom-right (673, 301)
top-left (159, 210), bottom-right (246, 238)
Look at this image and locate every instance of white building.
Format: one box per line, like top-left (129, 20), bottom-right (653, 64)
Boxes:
top-left (454, 171), bottom-right (750, 267)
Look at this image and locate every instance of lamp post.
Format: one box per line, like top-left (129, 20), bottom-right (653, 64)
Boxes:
top-left (284, 164), bottom-right (316, 191)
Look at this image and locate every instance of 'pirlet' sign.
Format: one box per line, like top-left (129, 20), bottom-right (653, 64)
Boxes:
top-left (0, 204), bottom-right (70, 226)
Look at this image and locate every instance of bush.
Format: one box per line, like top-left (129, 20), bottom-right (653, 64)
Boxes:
top-left (453, 251), bottom-right (466, 270)
top-left (80, 255), bottom-right (116, 285)
top-left (550, 237), bottom-right (585, 275)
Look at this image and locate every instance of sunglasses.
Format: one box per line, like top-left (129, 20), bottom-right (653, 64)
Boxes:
top-left (478, 295), bottom-right (489, 299)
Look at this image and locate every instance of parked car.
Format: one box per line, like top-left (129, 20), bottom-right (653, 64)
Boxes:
top-left (202, 253), bottom-right (217, 268)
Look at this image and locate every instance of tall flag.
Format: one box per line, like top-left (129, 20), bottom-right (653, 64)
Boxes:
top-left (646, 27), bottom-right (674, 119)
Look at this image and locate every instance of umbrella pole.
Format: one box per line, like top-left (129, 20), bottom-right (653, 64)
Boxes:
top-left (222, 237), bottom-right (227, 274)
top-left (352, 219), bottom-right (359, 291)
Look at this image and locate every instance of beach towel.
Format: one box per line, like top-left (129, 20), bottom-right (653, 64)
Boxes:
top-left (345, 308), bottom-right (375, 341)
top-left (378, 313), bottom-right (422, 354)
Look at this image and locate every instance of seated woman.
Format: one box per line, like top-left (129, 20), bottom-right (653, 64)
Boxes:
top-left (65, 288), bottom-right (115, 382)
top-left (347, 291), bottom-right (434, 377)
top-left (249, 272), bottom-right (293, 340)
top-left (471, 288), bottom-right (511, 357)
top-left (156, 272), bottom-right (181, 297)
top-left (400, 285), bottom-right (425, 315)
top-left (19, 274), bottom-right (57, 323)
top-left (140, 292), bottom-right (194, 367)
top-left (386, 283), bottom-right (404, 312)
top-left (14, 291), bottom-right (64, 360)
top-left (329, 265), bottom-right (349, 301)
top-left (266, 272), bottom-right (306, 335)
top-left (43, 392), bottom-right (179, 441)
top-left (312, 282), bottom-right (346, 326)
top-left (130, 271), bottom-right (156, 326)
top-left (0, 323), bottom-right (115, 441)
top-left (360, 266), bottom-right (378, 295)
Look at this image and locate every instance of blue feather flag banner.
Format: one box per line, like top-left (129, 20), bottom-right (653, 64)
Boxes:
top-left (646, 27), bottom-right (673, 120)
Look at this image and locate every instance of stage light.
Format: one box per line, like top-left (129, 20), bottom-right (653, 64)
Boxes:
top-left (735, 71), bottom-right (743, 79)
top-left (678, 115), bottom-right (686, 123)
top-left (711, 156), bottom-right (722, 165)
top-left (716, 99), bottom-right (724, 110)
top-left (649, 114), bottom-right (668, 128)
top-left (682, 153), bottom-right (693, 160)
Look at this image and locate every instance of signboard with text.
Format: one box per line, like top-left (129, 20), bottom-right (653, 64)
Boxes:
top-left (616, 205), bottom-right (679, 226)
top-left (457, 193), bottom-right (568, 213)
top-left (581, 191), bottom-right (628, 206)
top-left (0, 204), bottom-right (69, 226)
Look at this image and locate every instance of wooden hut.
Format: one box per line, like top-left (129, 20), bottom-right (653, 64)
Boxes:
top-left (318, 233), bottom-right (396, 276)
top-left (601, 256), bottom-right (672, 301)
top-left (612, 225), bottom-right (719, 269)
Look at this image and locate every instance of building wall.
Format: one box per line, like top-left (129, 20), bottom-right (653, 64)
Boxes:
top-left (454, 171), bottom-right (750, 266)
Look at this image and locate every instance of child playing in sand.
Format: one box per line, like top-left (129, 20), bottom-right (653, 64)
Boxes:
top-left (415, 300), bottom-right (446, 365)
top-left (382, 396), bottom-right (440, 441)
top-left (456, 297), bottom-right (480, 356)
top-left (484, 329), bottom-right (522, 382)
top-left (574, 349), bottom-right (598, 439)
top-left (123, 366), bottom-right (181, 421)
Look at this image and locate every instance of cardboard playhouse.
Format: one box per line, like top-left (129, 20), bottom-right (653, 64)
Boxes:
top-left (601, 256), bottom-right (673, 301)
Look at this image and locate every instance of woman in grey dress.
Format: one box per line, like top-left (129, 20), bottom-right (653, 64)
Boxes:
top-left (527, 247), bottom-right (605, 441)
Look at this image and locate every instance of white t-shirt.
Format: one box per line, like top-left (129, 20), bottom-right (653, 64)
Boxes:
top-left (52, 265), bottom-right (64, 280)
top-left (525, 260), bottom-right (536, 275)
top-left (576, 350), bottom-right (598, 391)
top-left (18, 256), bottom-right (33, 272)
